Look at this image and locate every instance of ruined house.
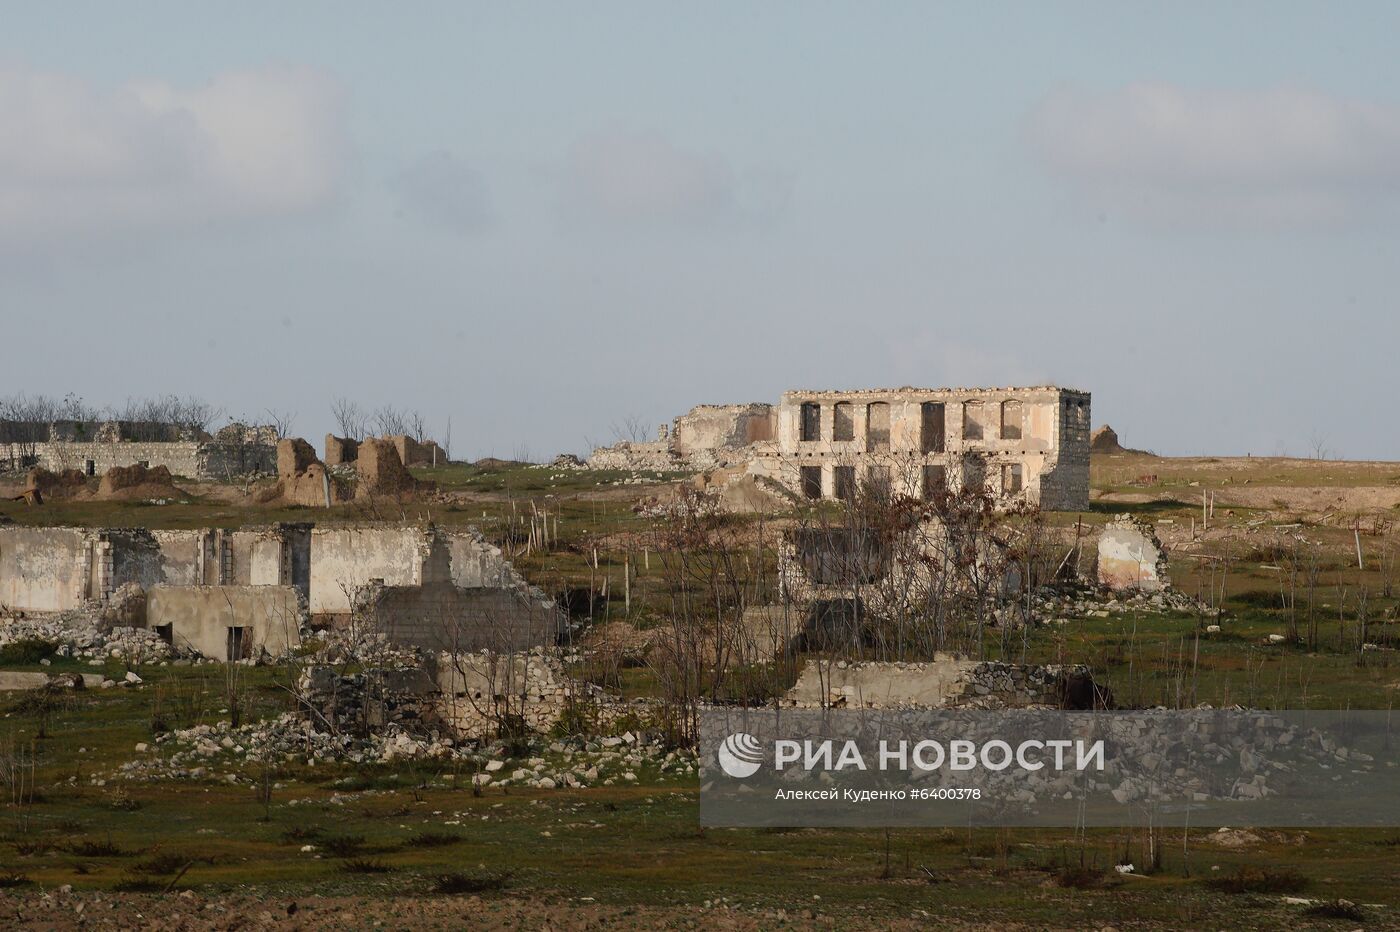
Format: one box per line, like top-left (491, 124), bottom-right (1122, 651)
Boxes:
top-left (753, 387), bottom-right (1090, 510)
top-left (0, 419), bottom-right (277, 479)
top-left (587, 403), bottom-right (776, 471)
top-left (0, 524), bottom-right (311, 613)
top-left (588, 387), bottom-right (1090, 510)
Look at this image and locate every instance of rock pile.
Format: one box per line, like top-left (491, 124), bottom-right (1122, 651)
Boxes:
top-left (0, 614), bottom-right (176, 665)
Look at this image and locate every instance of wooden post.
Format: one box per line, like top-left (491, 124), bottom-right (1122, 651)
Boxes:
top-left (624, 552), bottom-right (631, 615)
top-left (1355, 526), bottom-right (1365, 570)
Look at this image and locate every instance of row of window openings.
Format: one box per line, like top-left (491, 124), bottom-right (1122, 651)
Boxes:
top-left (800, 462), bottom-right (1023, 500)
top-left (798, 401), bottom-right (1024, 448)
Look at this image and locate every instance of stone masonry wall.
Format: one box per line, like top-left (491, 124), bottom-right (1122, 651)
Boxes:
top-left (360, 581), bottom-right (565, 653)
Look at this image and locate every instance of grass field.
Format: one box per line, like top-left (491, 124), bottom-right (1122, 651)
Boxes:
top-left (5, 453), bottom-right (1400, 926)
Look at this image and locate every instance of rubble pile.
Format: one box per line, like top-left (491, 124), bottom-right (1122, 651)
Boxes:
top-left (1032, 584), bottom-right (1200, 623)
top-left (0, 614), bottom-right (177, 665)
top-left (110, 712), bottom-right (697, 790)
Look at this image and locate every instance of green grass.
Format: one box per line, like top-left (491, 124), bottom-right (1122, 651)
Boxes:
top-left (0, 638), bottom-right (1397, 925)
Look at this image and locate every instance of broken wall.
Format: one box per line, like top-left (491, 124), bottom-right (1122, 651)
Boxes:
top-left (0, 526), bottom-right (90, 611)
top-left (308, 526), bottom-right (549, 616)
top-left (359, 581), bottom-right (564, 653)
top-left (1096, 515), bottom-right (1168, 592)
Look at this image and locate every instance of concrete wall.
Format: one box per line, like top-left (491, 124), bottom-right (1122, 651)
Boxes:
top-left (363, 581), bottom-right (564, 652)
top-left (0, 527), bottom-right (90, 611)
top-left (309, 527), bottom-right (427, 615)
top-left (309, 525), bottom-right (548, 616)
top-left (147, 585), bottom-right (301, 660)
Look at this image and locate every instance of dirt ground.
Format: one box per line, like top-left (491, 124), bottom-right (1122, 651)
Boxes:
top-left (0, 891), bottom-right (1027, 931)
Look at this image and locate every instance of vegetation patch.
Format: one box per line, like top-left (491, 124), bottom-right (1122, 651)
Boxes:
top-left (1204, 866), bottom-right (1308, 895)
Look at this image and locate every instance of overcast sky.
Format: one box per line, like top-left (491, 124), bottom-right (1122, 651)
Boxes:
top-left (4, 2), bottom-right (1400, 460)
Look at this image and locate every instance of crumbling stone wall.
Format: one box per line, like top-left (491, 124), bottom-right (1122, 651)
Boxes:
top-left (587, 403), bottom-right (775, 472)
top-left (1096, 514), bottom-right (1169, 592)
top-left (356, 439), bottom-right (418, 498)
top-left (785, 656), bottom-right (1105, 710)
top-left (1, 439), bottom-right (274, 478)
top-left (384, 434), bottom-right (446, 468)
top-left (357, 580), bottom-right (565, 653)
top-left (324, 434), bottom-right (359, 466)
top-left (259, 439), bottom-right (349, 507)
top-left (671, 404), bottom-right (775, 459)
top-left (436, 650), bottom-right (615, 738)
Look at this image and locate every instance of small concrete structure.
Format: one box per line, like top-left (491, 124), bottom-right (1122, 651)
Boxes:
top-left (1097, 514), bottom-right (1168, 592)
top-left (146, 585), bottom-right (302, 660)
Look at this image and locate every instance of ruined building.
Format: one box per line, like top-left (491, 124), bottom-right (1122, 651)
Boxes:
top-left (754, 387), bottom-right (1090, 510)
top-left (0, 419), bottom-right (277, 479)
top-left (589, 386), bottom-right (1090, 510)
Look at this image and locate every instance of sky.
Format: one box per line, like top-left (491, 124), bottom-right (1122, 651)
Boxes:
top-left (3, 2), bottom-right (1400, 460)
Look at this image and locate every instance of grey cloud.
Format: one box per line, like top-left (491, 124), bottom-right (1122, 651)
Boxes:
top-left (559, 127), bottom-right (790, 230)
top-left (1028, 83), bottom-right (1400, 225)
top-left (389, 150), bottom-right (495, 235)
top-left (0, 64), bottom-right (347, 246)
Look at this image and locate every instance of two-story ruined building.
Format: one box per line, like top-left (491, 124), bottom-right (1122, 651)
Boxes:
top-left (587, 385), bottom-right (1091, 511)
top-left (751, 386), bottom-right (1089, 510)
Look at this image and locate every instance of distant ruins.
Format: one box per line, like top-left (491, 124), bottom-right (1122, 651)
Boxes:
top-left (0, 419), bottom-right (277, 479)
top-left (590, 386), bottom-right (1091, 510)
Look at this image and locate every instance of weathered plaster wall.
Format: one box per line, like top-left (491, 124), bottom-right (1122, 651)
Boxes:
top-left (309, 527), bottom-right (425, 615)
top-left (309, 526), bottom-right (552, 616)
top-left (0, 527), bottom-right (89, 611)
top-left (147, 585), bottom-right (301, 659)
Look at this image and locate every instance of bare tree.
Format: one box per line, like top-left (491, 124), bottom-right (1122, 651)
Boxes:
top-left (373, 404), bottom-right (409, 438)
top-left (330, 397), bottom-right (368, 439)
top-left (264, 408), bottom-right (296, 439)
top-left (611, 416), bottom-right (651, 443)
